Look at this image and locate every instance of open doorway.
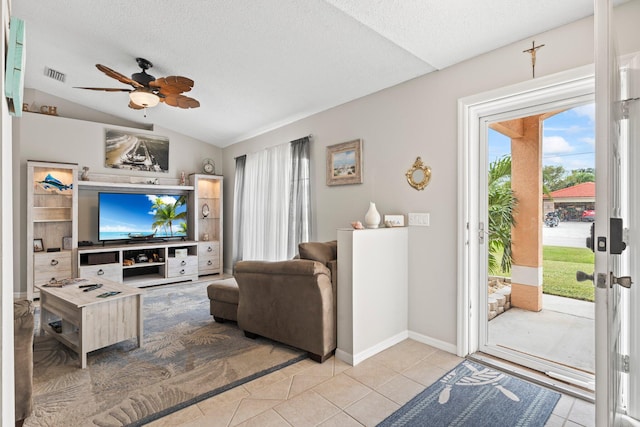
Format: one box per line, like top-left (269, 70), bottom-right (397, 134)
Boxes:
top-left (456, 65), bottom-right (598, 396)
top-left (484, 105), bottom-right (596, 384)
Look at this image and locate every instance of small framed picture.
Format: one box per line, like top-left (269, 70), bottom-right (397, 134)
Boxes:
top-left (33, 238), bottom-right (44, 252)
top-left (62, 236), bottom-right (72, 250)
top-left (326, 139), bottom-right (363, 186)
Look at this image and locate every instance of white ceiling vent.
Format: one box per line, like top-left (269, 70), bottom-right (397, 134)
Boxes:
top-left (44, 67), bottom-right (65, 83)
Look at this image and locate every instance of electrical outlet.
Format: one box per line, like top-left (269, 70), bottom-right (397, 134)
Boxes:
top-left (408, 213), bottom-right (430, 226)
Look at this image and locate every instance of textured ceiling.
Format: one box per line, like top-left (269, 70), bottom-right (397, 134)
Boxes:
top-left (13, 0), bottom-right (605, 147)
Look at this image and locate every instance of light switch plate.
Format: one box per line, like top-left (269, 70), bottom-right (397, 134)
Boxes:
top-left (408, 212), bottom-right (430, 226)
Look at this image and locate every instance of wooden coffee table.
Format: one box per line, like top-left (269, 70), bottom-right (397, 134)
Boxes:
top-left (39, 278), bottom-right (143, 368)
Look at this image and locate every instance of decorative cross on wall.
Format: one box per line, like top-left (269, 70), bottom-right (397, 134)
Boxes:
top-left (523, 40), bottom-right (545, 78)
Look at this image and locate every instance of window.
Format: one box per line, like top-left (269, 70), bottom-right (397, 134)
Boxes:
top-left (233, 137), bottom-right (310, 265)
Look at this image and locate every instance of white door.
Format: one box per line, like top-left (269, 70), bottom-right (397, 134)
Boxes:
top-left (594, 0), bottom-right (635, 425)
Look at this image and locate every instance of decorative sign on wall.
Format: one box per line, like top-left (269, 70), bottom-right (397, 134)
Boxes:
top-left (22, 103), bottom-right (59, 115)
top-left (104, 129), bottom-right (169, 173)
top-left (5, 17), bottom-right (26, 117)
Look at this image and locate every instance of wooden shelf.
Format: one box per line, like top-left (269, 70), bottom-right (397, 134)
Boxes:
top-left (122, 261), bottom-right (165, 269)
top-left (79, 242), bottom-right (198, 287)
top-left (189, 175), bottom-right (223, 274)
top-left (78, 180), bottom-right (193, 191)
top-left (42, 324), bottom-right (79, 351)
top-left (27, 161), bottom-right (78, 300)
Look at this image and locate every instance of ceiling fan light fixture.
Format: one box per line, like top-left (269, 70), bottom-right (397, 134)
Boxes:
top-left (129, 90), bottom-right (159, 108)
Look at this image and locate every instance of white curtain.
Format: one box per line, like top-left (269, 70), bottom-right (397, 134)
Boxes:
top-left (235, 137), bottom-right (311, 262)
top-left (241, 143), bottom-right (292, 261)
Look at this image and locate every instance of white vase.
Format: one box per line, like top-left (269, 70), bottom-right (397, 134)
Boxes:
top-left (364, 202), bottom-right (381, 229)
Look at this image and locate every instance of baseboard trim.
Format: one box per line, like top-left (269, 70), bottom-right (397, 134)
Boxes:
top-left (408, 330), bottom-right (457, 354)
top-left (335, 349), bottom-right (353, 365)
top-left (337, 330), bottom-right (409, 366)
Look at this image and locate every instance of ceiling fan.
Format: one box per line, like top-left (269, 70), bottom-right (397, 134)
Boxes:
top-left (75, 57), bottom-right (200, 111)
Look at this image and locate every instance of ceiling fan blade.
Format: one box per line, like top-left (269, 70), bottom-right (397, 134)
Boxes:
top-left (150, 76), bottom-right (194, 94)
top-left (96, 64), bottom-right (144, 89)
top-left (128, 100), bottom-right (145, 110)
top-left (161, 94), bottom-right (200, 109)
top-left (74, 86), bottom-right (133, 92)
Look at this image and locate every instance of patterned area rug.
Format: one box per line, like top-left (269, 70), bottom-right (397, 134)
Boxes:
top-left (378, 360), bottom-right (560, 427)
top-left (25, 280), bottom-right (306, 427)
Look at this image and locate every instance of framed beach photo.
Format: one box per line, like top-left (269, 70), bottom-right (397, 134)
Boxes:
top-left (326, 139), bottom-right (363, 186)
top-left (33, 238), bottom-right (44, 252)
top-left (104, 129), bottom-right (170, 173)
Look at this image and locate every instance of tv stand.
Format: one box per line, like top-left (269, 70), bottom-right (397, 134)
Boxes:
top-left (78, 241), bottom-right (199, 288)
top-left (125, 238), bottom-right (167, 244)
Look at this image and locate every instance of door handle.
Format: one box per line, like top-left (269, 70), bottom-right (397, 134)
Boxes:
top-left (579, 271), bottom-right (633, 289)
top-left (576, 271), bottom-right (594, 283)
top-left (611, 274), bottom-right (633, 289)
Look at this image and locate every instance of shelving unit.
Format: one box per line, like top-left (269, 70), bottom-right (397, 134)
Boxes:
top-left (27, 167), bottom-right (224, 295)
top-left (27, 161), bottom-right (78, 300)
top-left (78, 241), bottom-right (199, 287)
top-left (189, 174), bottom-right (223, 275)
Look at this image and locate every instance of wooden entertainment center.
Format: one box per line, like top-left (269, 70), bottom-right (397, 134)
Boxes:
top-left (78, 240), bottom-right (199, 287)
top-left (27, 160), bottom-right (223, 299)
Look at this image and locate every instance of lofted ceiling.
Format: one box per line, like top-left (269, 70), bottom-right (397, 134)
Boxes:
top-left (13, 0), bottom-right (607, 147)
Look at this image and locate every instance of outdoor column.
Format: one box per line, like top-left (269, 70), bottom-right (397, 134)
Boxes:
top-left (510, 115), bottom-right (543, 311)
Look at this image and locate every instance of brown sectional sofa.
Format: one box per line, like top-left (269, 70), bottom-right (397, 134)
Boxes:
top-left (14, 300), bottom-right (35, 426)
top-left (233, 241), bottom-right (337, 362)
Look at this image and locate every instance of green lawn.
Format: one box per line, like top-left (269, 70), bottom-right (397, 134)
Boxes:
top-left (491, 245), bottom-right (595, 302)
top-left (542, 246), bottom-right (594, 302)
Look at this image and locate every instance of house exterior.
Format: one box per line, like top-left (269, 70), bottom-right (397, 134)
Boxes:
top-left (543, 182), bottom-right (596, 220)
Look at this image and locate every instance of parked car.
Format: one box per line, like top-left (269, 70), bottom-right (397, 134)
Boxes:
top-left (581, 209), bottom-right (595, 222)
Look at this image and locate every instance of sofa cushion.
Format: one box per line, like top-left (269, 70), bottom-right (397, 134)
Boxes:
top-left (298, 240), bottom-right (337, 264)
top-left (207, 278), bottom-right (240, 304)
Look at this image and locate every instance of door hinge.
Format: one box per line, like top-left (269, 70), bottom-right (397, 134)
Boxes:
top-left (621, 354), bottom-right (630, 374)
top-left (479, 222), bottom-right (485, 244)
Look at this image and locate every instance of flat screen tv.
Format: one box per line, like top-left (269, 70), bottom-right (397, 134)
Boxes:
top-left (98, 192), bottom-right (188, 242)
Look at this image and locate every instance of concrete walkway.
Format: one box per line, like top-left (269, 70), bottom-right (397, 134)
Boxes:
top-left (488, 294), bottom-right (595, 373)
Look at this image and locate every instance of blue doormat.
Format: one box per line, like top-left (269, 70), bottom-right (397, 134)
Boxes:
top-left (378, 360), bottom-right (561, 427)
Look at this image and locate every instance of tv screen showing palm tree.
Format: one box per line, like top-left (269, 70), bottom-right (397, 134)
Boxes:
top-left (98, 192), bottom-right (187, 241)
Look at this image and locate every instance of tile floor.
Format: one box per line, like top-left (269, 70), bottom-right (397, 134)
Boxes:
top-left (147, 339), bottom-right (595, 427)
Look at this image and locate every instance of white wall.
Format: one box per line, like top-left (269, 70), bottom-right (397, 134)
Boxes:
top-left (13, 109), bottom-right (222, 295)
top-left (23, 88), bottom-right (151, 130)
top-left (2, 0), bottom-right (15, 423)
top-left (222, 1), bottom-right (640, 349)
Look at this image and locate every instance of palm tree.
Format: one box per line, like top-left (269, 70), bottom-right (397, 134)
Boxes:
top-left (178, 221), bottom-right (188, 235)
top-left (151, 195), bottom-right (187, 237)
top-left (488, 155), bottom-right (517, 274)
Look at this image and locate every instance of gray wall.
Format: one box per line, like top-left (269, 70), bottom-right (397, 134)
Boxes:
top-left (13, 99), bottom-right (221, 295)
top-left (221, 1), bottom-right (640, 349)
